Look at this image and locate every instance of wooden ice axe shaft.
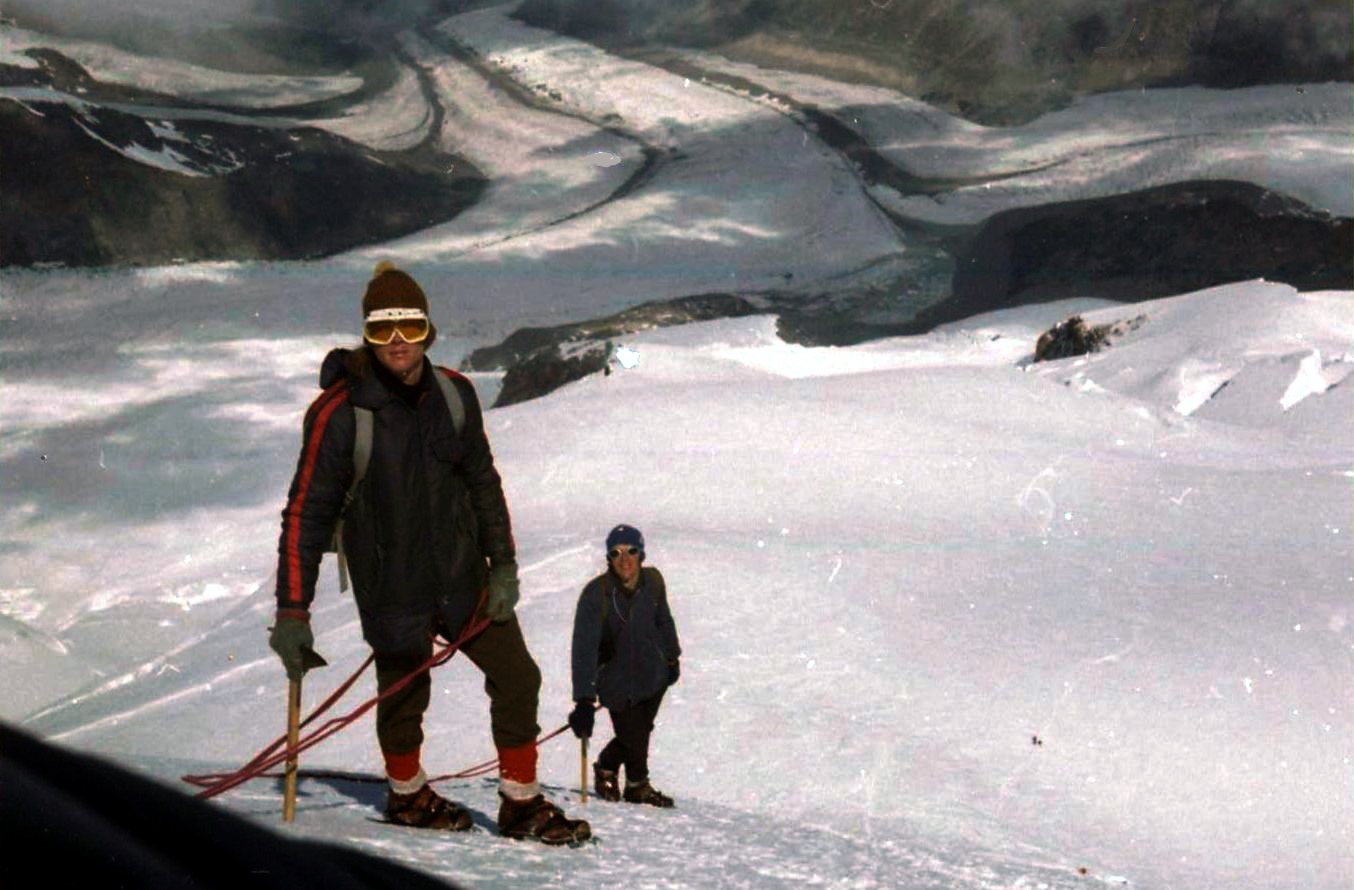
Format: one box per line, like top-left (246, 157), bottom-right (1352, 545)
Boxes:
top-left (283, 675), bottom-right (301, 822)
top-left (580, 737), bottom-right (589, 804)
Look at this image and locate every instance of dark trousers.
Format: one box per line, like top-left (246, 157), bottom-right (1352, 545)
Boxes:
top-left (374, 615), bottom-right (541, 755)
top-left (597, 690), bottom-right (665, 784)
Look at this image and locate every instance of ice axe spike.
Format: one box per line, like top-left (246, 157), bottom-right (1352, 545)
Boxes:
top-left (282, 646), bottom-right (327, 822)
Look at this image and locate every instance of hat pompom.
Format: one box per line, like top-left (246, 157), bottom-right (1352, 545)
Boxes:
top-left (362, 261), bottom-right (429, 319)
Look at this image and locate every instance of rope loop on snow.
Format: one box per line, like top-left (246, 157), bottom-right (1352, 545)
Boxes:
top-left (186, 609), bottom-right (493, 800)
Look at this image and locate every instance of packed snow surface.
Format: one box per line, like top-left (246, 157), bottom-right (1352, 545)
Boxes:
top-left (1, 5), bottom-right (1351, 890)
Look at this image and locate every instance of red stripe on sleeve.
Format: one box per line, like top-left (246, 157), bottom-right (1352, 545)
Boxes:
top-left (280, 387), bottom-right (349, 606)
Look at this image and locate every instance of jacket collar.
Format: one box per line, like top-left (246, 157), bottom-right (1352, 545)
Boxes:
top-left (318, 346), bottom-right (430, 412)
top-left (607, 566), bottom-right (646, 595)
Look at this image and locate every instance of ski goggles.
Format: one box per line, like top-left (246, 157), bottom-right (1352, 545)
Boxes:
top-left (363, 308), bottom-right (430, 345)
top-left (607, 546), bottom-right (641, 560)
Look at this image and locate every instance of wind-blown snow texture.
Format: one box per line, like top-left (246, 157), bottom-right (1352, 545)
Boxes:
top-left (1, 5), bottom-right (1351, 890)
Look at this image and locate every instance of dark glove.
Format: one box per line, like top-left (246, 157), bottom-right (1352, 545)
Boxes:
top-left (269, 611), bottom-right (315, 682)
top-left (568, 700), bottom-right (595, 739)
top-left (667, 659), bottom-right (681, 686)
top-left (486, 562), bottom-right (520, 622)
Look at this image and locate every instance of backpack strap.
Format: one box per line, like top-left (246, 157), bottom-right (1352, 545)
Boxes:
top-left (351, 406), bottom-right (375, 491)
top-left (334, 369), bottom-right (466, 592)
top-left (432, 367), bottom-right (466, 437)
top-left (333, 405), bottom-right (372, 593)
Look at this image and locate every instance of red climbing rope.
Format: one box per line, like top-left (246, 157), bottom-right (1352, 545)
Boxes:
top-left (270, 720), bottom-right (579, 786)
top-left (185, 612), bottom-right (491, 800)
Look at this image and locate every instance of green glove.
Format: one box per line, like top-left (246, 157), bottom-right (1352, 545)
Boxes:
top-left (486, 562), bottom-right (520, 622)
top-left (268, 612), bottom-right (314, 681)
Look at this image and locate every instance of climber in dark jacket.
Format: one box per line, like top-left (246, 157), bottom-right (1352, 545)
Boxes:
top-left (268, 262), bottom-right (587, 845)
top-left (568, 524), bottom-right (681, 807)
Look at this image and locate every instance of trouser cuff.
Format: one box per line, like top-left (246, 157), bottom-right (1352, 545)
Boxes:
top-left (499, 777), bottom-right (541, 800)
top-left (387, 768), bottom-right (428, 796)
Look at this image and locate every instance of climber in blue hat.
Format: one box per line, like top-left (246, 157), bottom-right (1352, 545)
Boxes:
top-left (567, 524), bottom-right (682, 808)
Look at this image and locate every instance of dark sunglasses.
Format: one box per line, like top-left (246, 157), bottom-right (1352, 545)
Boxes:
top-left (607, 546), bottom-right (640, 560)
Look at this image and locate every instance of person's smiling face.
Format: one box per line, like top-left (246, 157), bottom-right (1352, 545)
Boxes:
top-left (608, 545), bottom-right (642, 588)
top-left (364, 310), bottom-right (430, 384)
top-left (372, 334), bottom-right (425, 383)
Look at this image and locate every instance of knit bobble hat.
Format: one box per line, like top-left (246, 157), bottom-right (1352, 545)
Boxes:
top-left (362, 260), bottom-right (436, 345)
top-left (605, 524), bottom-right (644, 558)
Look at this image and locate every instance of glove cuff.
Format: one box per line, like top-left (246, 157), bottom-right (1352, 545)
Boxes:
top-left (276, 608), bottom-right (310, 623)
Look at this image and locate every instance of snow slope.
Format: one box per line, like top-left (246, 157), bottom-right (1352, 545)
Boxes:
top-left (1, 6), bottom-right (1352, 890)
top-left (6, 282), bottom-right (1350, 890)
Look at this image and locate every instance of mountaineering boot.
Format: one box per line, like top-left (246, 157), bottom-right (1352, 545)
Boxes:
top-left (497, 793), bottom-right (592, 845)
top-left (623, 780), bottom-right (674, 808)
top-left (593, 764), bottom-right (621, 802)
top-left (385, 784), bottom-right (473, 831)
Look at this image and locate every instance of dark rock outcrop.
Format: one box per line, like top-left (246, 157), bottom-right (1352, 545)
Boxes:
top-left (1035, 316), bottom-right (1106, 361)
top-left (1034, 314), bottom-right (1146, 362)
top-left (464, 293), bottom-right (766, 406)
top-left (0, 96), bottom-right (486, 268)
top-left (494, 342), bottom-right (614, 408)
top-left (465, 293), bottom-right (764, 372)
top-left (947, 180), bottom-right (1352, 321)
top-left (470, 178), bottom-right (1351, 405)
top-left (0, 42), bottom-right (486, 269)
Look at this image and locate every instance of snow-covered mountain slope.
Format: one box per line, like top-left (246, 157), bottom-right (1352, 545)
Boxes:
top-left (1, 6), bottom-right (1352, 890)
top-left (663, 52), bottom-right (1353, 223)
top-left (4, 4), bottom-right (1348, 334)
top-left (0, 24), bottom-right (365, 108)
top-left (511, 0), bottom-right (1352, 126)
top-left (6, 278), bottom-right (1351, 890)
top-left (147, 763), bottom-right (1117, 890)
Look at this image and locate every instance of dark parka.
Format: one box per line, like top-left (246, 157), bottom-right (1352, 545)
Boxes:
top-left (571, 567), bottom-right (681, 710)
top-left (275, 347), bottom-right (514, 652)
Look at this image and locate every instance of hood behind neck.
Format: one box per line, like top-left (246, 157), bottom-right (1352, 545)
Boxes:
top-left (319, 346), bottom-right (359, 390)
top-left (320, 346), bottom-right (433, 409)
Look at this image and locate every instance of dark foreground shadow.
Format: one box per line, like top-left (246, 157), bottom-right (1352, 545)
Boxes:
top-left (0, 724), bottom-right (464, 890)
